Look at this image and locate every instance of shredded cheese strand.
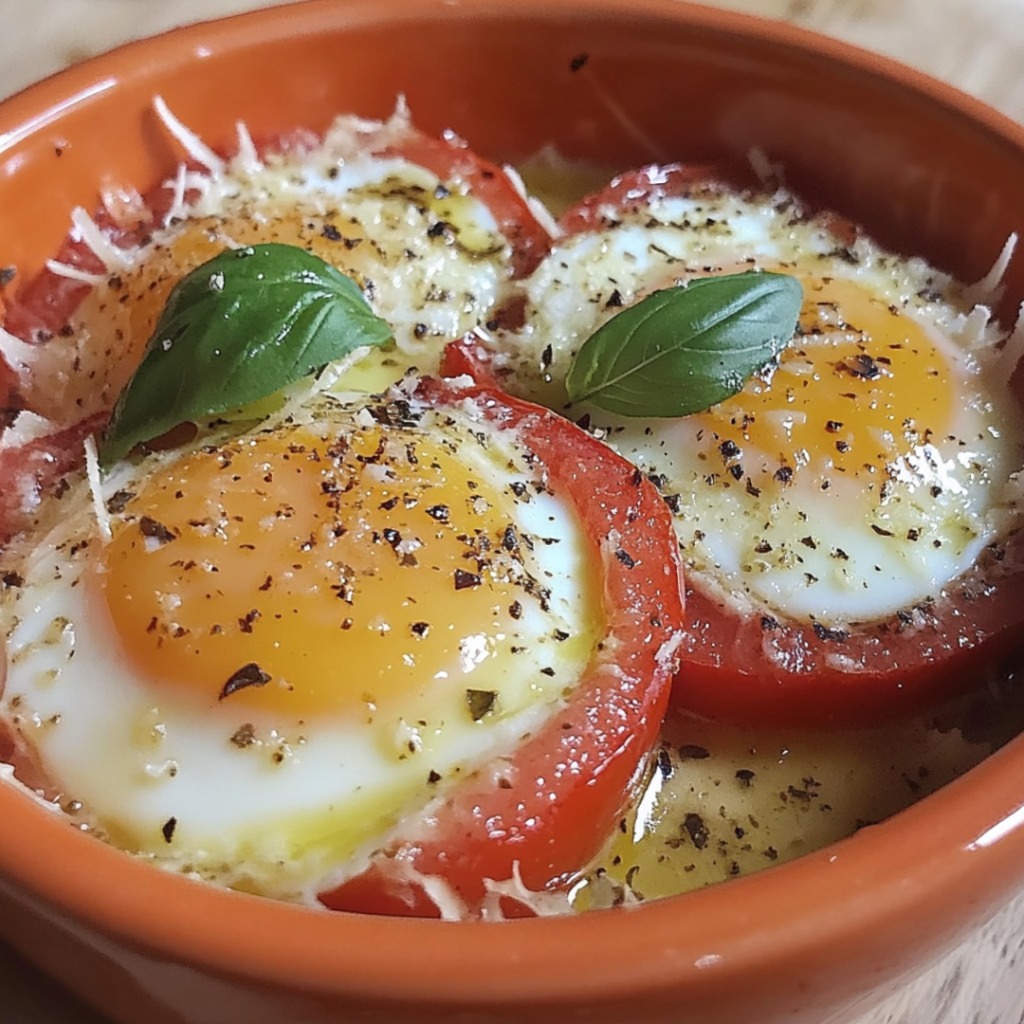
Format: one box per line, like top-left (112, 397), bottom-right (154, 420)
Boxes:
top-left (153, 95), bottom-right (226, 177)
top-left (234, 120), bottom-right (262, 175)
top-left (83, 434), bottom-right (111, 542)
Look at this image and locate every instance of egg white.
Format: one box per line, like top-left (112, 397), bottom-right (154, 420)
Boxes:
top-left (496, 182), bottom-right (1024, 627)
top-left (0, 381), bottom-right (598, 903)
top-left (6, 102), bottom-right (533, 430)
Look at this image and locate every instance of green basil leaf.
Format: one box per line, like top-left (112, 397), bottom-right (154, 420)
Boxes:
top-left (100, 243), bottom-right (393, 465)
top-left (564, 271), bottom-right (803, 417)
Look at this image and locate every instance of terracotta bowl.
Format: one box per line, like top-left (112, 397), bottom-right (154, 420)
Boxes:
top-left (2, 1), bottom-right (1024, 1022)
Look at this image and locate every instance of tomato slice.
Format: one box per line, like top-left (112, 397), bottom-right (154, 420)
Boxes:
top-left (319, 349), bottom-right (685, 918)
top-left (556, 162), bottom-right (716, 234)
top-left (375, 128), bottom-right (553, 279)
top-left (0, 413), bottom-right (106, 541)
top-left (1, 117), bottom-right (552, 440)
top-left (679, 552), bottom-right (1024, 728)
top-left (548, 167), bottom-right (1024, 728)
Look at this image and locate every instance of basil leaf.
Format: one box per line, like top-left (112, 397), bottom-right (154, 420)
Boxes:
top-left (564, 271), bottom-right (803, 417)
top-left (100, 243), bottom-right (393, 465)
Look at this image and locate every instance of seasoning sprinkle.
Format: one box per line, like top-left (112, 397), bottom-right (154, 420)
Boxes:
top-left (466, 688), bottom-right (498, 721)
top-left (219, 662), bottom-right (272, 700)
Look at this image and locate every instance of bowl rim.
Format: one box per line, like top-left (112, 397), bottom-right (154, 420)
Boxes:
top-left (2, 0), bottom-right (1024, 1009)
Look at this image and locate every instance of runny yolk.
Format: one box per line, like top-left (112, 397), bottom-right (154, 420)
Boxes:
top-left (698, 275), bottom-right (955, 488)
top-left (102, 421), bottom-right (541, 717)
top-left (122, 214), bottom-right (360, 361)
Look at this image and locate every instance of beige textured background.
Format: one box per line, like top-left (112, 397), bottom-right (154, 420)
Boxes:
top-left (1, 1), bottom-right (1024, 1021)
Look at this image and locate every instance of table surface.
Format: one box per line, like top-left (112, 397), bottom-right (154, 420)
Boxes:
top-left (2, 1), bottom-right (1024, 1021)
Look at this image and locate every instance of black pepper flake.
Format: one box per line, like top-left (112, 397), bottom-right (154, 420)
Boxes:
top-left (553, 629), bottom-right (570, 642)
top-left (454, 568), bottom-right (481, 590)
top-left (219, 662), bottom-right (272, 700)
top-left (773, 465), bottom-right (794, 486)
top-left (1, 571), bottom-right (24, 589)
top-left (656, 747), bottom-right (673, 779)
top-left (540, 666), bottom-right (556, 677)
top-left (569, 52), bottom-right (589, 71)
top-left (501, 525), bottom-right (519, 552)
top-left (825, 420), bottom-right (843, 433)
top-left (426, 504), bottom-right (450, 522)
top-left (663, 493), bottom-right (682, 514)
top-left (735, 769), bottom-right (756, 787)
top-left (382, 527), bottom-right (402, 549)
top-left (615, 548), bottom-right (636, 569)
top-left (466, 688), bottom-right (498, 721)
top-left (682, 812), bottom-right (709, 850)
top-left (410, 621), bottom-right (431, 638)
top-left (760, 615), bottom-right (780, 631)
top-left (321, 223), bottom-right (343, 242)
top-left (677, 744), bottom-right (710, 760)
top-left (161, 817), bottom-right (177, 843)
top-left (812, 621), bottom-right (848, 643)
top-left (605, 288), bottom-right (624, 308)
top-left (842, 353), bottom-right (881, 380)
top-left (105, 489), bottom-right (135, 514)
top-left (139, 516), bottom-right (178, 545)
top-left (379, 496), bottom-right (400, 511)
top-left (427, 769), bottom-right (442, 784)
top-left (719, 439), bottom-right (741, 460)
top-left (230, 723), bottom-right (257, 748)
top-left (509, 600), bottom-right (523, 619)
top-left (870, 524), bottom-right (894, 537)
top-left (799, 536), bottom-right (817, 549)
top-left (238, 609), bottom-right (260, 634)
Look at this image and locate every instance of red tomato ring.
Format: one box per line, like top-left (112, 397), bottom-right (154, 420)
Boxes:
top-left (376, 129), bottom-right (553, 280)
top-left (676, 539), bottom-right (1024, 729)
top-left (319, 355), bottom-right (685, 918)
top-left (0, 119), bottom-right (554, 430)
top-left (0, 413), bottom-right (107, 542)
top-left (551, 165), bottom-right (1024, 728)
top-left (557, 162), bottom-right (747, 235)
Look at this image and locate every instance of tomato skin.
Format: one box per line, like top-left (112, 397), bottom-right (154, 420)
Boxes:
top-left (0, 413), bottom-right (106, 541)
top-left (319, 352), bottom-right (685, 918)
top-left (558, 162), bottom-right (735, 235)
top-left (678, 546), bottom-right (1024, 729)
top-left (554, 166), bottom-right (1024, 728)
top-left (377, 131), bottom-right (553, 279)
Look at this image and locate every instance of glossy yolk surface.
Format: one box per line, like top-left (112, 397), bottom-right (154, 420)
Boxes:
top-left (123, 215), bottom-right (357, 359)
top-left (102, 421), bottom-right (540, 717)
top-left (699, 276), bottom-right (954, 489)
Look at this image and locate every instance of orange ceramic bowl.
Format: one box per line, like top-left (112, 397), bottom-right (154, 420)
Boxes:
top-left (2, 2), bottom-right (1024, 1022)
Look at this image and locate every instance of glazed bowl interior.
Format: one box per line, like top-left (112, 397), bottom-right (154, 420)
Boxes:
top-left (2, 1), bottom-right (1024, 1022)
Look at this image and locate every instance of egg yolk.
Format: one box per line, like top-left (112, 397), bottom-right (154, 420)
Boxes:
top-left (101, 418), bottom-right (549, 718)
top-left (122, 213), bottom-right (360, 361)
top-left (699, 275), bottom-right (954, 488)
